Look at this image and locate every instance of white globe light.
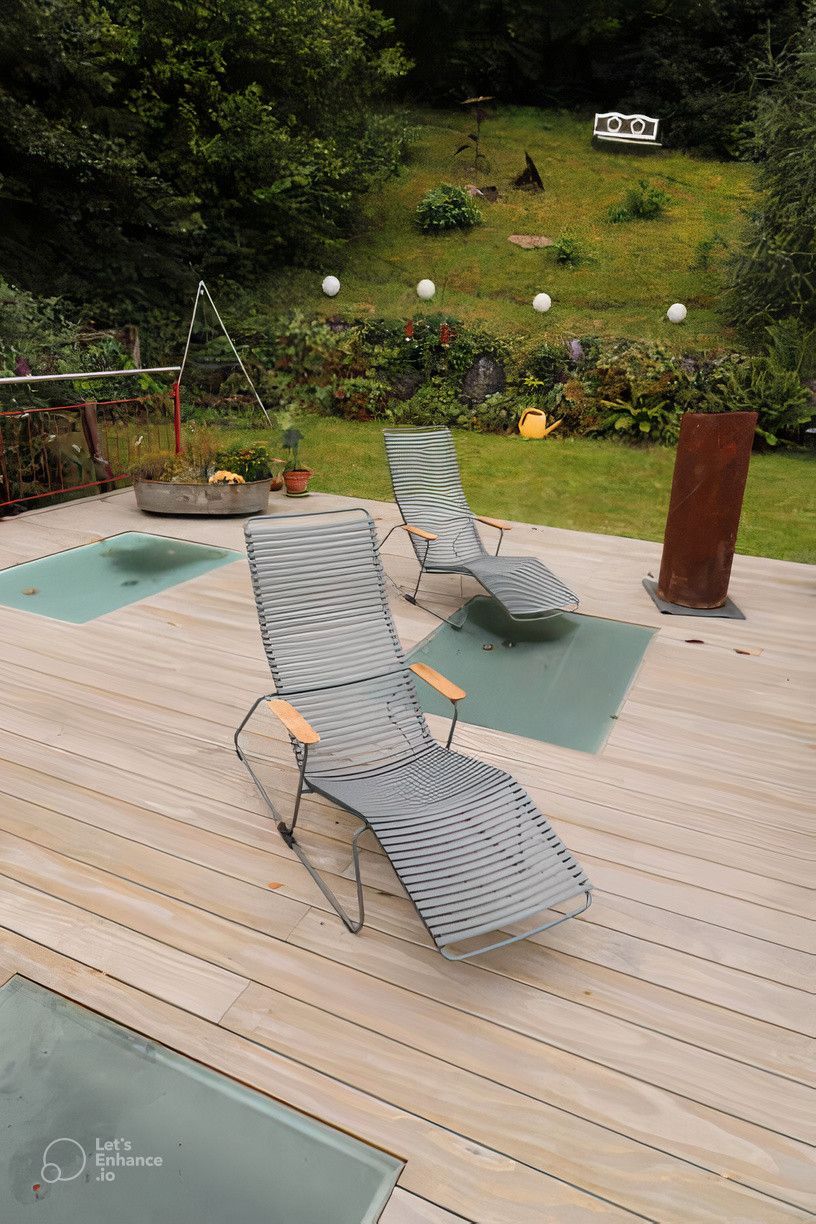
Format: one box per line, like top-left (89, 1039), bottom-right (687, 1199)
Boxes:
top-left (667, 302), bottom-right (687, 323)
top-left (532, 292), bottom-right (552, 313)
top-left (416, 279), bottom-right (436, 301)
top-left (321, 275), bottom-right (340, 298)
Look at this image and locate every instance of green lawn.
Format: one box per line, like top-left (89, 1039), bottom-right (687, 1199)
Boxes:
top-left (258, 107), bottom-right (754, 350)
top-left (222, 420), bottom-right (815, 565)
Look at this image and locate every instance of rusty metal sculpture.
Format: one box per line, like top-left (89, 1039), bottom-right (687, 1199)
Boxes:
top-left (645, 411), bottom-right (757, 618)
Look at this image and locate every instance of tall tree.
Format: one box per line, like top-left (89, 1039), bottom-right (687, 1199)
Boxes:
top-left (727, 4), bottom-right (816, 333)
top-left (380, 0), bottom-right (803, 155)
top-left (0, 0), bottom-right (409, 315)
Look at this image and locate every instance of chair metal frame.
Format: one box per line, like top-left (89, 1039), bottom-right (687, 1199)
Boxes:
top-left (382, 427), bottom-right (579, 625)
top-left (235, 506), bottom-right (591, 960)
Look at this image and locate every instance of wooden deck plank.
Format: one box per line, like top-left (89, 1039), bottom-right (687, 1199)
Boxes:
top-left (1, 827), bottom-right (813, 1211)
top-left (0, 934), bottom-right (625, 1224)
top-left (226, 983), bottom-right (812, 1222)
top-left (0, 489), bottom-right (812, 1222)
top-left (0, 832), bottom-right (812, 1214)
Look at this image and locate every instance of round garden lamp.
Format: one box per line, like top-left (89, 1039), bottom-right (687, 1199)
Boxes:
top-left (667, 302), bottom-right (687, 323)
top-left (533, 292), bottom-right (552, 313)
top-left (416, 279), bottom-right (436, 300)
top-left (321, 275), bottom-right (340, 297)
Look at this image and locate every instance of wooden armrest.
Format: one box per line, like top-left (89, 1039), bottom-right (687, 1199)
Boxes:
top-left (475, 515), bottom-right (511, 531)
top-left (267, 699), bottom-right (320, 745)
top-left (402, 524), bottom-right (437, 542)
top-left (409, 662), bottom-right (466, 703)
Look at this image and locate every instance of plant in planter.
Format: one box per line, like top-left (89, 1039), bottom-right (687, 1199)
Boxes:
top-left (215, 443), bottom-right (285, 489)
top-left (129, 427), bottom-right (270, 516)
top-left (281, 427), bottom-right (312, 496)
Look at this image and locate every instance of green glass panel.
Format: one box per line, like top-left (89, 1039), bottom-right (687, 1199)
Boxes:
top-left (0, 978), bottom-right (402, 1222)
top-left (409, 597), bottom-right (654, 753)
top-left (0, 532), bottom-right (239, 622)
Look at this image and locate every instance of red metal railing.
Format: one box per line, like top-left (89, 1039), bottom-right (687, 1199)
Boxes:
top-left (0, 384), bottom-right (182, 511)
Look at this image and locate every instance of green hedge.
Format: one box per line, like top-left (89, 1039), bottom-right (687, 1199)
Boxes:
top-left (179, 311), bottom-right (814, 448)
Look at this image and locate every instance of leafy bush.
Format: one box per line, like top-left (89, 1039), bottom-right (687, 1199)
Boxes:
top-left (608, 180), bottom-right (671, 223)
top-left (585, 340), bottom-right (690, 443)
top-left (415, 184), bottom-right (483, 232)
top-left (697, 354), bottom-right (814, 446)
top-left (552, 232), bottom-right (585, 267)
top-left (214, 444), bottom-right (278, 482)
top-left (385, 380), bottom-right (516, 433)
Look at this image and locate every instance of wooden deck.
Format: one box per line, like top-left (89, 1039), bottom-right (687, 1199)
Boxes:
top-left (0, 488), bottom-right (813, 1223)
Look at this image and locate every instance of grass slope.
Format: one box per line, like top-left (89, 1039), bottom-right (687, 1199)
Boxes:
top-left (261, 108), bottom-right (754, 350)
top-left (224, 420), bottom-right (815, 564)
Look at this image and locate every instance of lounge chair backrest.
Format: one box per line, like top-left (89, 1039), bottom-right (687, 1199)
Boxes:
top-left (383, 427), bottom-right (486, 568)
top-left (244, 508), bottom-right (433, 772)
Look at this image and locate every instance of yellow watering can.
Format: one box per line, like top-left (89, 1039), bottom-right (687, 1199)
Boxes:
top-left (518, 407), bottom-right (562, 439)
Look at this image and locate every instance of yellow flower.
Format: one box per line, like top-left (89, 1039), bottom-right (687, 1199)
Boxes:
top-left (209, 470), bottom-right (245, 485)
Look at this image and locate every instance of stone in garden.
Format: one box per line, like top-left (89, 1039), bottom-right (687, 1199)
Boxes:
top-left (508, 234), bottom-right (553, 248)
top-left (462, 355), bottom-right (506, 403)
top-left (466, 184), bottom-right (499, 202)
top-left (391, 369), bottom-right (423, 401)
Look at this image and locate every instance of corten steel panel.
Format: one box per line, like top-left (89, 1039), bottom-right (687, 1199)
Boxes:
top-left (657, 411), bottom-right (757, 609)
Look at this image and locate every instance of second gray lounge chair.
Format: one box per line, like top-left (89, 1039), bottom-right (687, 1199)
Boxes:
top-left (235, 508), bottom-right (591, 961)
top-left (383, 426), bottom-right (578, 620)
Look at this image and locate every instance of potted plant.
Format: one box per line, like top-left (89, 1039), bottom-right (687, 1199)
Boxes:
top-left (130, 426), bottom-right (273, 516)
top-left (218, 443), bottom-right (285, 491)
top-left (281, 426), bottom-right (313, 496)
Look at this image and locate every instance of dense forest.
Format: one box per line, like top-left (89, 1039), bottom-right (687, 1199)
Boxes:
top-left (380, 0), bottom-right (804, 154)
top-left (0, 0), bottom-right (813, 340)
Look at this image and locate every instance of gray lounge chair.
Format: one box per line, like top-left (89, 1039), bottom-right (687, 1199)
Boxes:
top-left (383, 426), bottom-right (578, 620)
top-left (235, 508), bottom-right (591, 960)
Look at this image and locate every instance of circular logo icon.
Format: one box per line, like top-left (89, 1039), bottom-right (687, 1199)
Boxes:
top-left (41, 1137), bottom-right (87, 1183)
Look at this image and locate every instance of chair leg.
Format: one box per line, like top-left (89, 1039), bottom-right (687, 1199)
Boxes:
top-left (235, 698), bottom-right (366, 935)
top-left (404, 541), bottom-right (429, 606)
top-left (281, 822), bottom-right (367, 935)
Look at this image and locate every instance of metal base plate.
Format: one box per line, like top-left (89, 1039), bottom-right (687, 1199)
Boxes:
top-left (643, 578), bottom-right (745, 620)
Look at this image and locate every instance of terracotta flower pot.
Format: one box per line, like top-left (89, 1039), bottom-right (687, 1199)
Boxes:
top-left (269, 476), bottom-right (284, 492)
top-left (283, 469), bottom-right (313, 496)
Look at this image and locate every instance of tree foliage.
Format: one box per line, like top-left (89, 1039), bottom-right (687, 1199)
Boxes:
top-left (727, 5), bottom-right (816, 334)
top-left (379, 0), bottom-right (804, 155)
top-left (0, 0), bottom-right (410, 315)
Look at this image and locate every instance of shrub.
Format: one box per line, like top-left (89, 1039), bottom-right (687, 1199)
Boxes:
top-left (763, 318), bottom-right (816, 381)
top-left (182, 423), bottom-right (224, 479)
top-left (587, 339), bottom-right (690, 443)
top-left (519, 339), bottom-right (574, 388)
top-left (214, 444), bottom-right (277, 482)
top-left (552, 232), bottom-right (585, 267)
top-left (697, 354), bottom-right (814, 446)
top-left (415, 184), bottom-right (483, 233)
top-left (129, 450), bottom-right (180, 481)
top-left (608, 179), bottom-right (671, 223)
top-left (384, 380), bottom-right (516, 433)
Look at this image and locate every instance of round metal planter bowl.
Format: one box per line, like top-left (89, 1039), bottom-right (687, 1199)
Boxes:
top-left (134, 478), bottom-right (271, 517)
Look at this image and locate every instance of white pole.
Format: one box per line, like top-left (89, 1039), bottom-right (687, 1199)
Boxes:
top-left (198, 282), bottom-right (272, 426)
top-left (177, 280), bottom-right (205, 387)
top-left (0, 366), bottom-right (180, 386)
